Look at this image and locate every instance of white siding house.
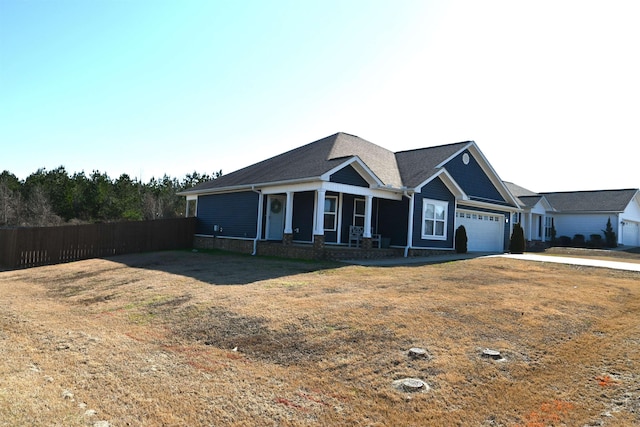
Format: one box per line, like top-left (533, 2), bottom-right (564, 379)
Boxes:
top-left (505, 184), bottom-right (640, 247)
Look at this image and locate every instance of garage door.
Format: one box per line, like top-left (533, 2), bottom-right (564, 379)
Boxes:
top-left (455, 211), bottom-right (504, 252)
top-left (622, 221), bottom-right (640, 247)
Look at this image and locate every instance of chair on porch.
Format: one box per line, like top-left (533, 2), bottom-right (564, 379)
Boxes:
top-left (348, 225), bottom-right (364, 247)
top-left (348, 225), bottom-right (381, 248)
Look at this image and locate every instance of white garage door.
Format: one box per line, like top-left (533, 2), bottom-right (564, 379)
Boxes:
top-left (455, 211), bottom-right (504, 252)
top-left (622, 221), bottom-right (640, 247)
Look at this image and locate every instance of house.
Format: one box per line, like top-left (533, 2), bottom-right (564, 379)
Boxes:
top-left (506, 183), bottom-right (640, 247)
top-left (180, 132), bottom-right (521, 259)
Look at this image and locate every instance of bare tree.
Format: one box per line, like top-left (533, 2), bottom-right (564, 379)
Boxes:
top-left (0, 180), bottom-right (20, 226)
top-left (26, 185), bottom-right (61, 227)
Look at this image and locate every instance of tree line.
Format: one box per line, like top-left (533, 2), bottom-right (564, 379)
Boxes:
top-left (0, 167), bottom-right (221, 227)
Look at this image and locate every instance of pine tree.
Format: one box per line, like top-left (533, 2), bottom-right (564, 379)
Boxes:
top-left (603, 217), bottom-right (617, 248)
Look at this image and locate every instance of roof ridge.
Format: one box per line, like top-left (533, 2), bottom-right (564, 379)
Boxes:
top-left (540, 188), bottom-right (639, 194)
top-left (394, 140), bottom-right (471, 155)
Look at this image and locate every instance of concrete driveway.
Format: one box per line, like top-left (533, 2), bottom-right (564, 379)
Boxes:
top-left (342, 251), bottom-right (640, 272)
top-left (496, 253), bottom-right (640, 272)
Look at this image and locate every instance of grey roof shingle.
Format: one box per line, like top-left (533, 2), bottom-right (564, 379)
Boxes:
top-left (395, 142), bottom-right (470, 188)
top-left (184, 132), bottom-right (468, 193)
top-left (539, 189), bottom-right (639, 212)
top-left (503, 182), bottom-right (543, 208)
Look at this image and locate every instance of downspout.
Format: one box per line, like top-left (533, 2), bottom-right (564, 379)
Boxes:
top-left (252, 186), bottom-right (263, 256)
top-left (404, 191), bottom-right (415, 258)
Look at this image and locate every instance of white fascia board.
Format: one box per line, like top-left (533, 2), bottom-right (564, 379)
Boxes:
top-left (178, 177), bottom-right (321, 197)
top-left (414, 169), bottom-right (467, 199)
top-left (457, 198), bottom-right (521, 213)
top-left (257, 180), bottom-right (403, 201)
top-left (320, 157), bottom-right (384, 187)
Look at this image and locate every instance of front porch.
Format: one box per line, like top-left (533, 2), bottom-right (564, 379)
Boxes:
top-left (194, 235), bottom-right (403, 261)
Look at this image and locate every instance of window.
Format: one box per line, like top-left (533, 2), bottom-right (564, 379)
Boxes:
top-left (422, 199), bottom-right (448, 240)
top-left (545, 216), bottom-right (554, 239)
top-left (324, 196), bottom-right (338, 231)
top-left (353, 198), bottom-right (365, 227)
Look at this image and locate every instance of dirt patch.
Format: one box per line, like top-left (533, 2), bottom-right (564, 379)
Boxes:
top-left (1, 251), bottom-right (639, 426)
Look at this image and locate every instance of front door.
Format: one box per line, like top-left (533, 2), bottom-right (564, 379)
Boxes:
top-left (266, 195), bottom-right (285, 240)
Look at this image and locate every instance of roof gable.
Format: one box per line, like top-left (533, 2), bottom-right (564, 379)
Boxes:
top-left (181, 132), bottom-right (518, 210)
top-left (394, 142), bottom-right (469, 188)
top-left (184, 133), bottom-right (396, 193)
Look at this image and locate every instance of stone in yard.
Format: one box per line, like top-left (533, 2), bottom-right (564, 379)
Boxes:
top-left (482, 349), bottom-right (502, 360)
top-left (392, 378), bottom-right (430, 393)
top-left (408, 347), bottom-right (427, 358)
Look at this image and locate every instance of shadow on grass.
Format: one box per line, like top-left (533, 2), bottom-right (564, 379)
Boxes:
top-left (108, 249), bottom-right (343, 286)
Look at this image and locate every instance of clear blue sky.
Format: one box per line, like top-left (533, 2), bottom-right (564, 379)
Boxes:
top-left (1, 0), bottom-right (638, 192)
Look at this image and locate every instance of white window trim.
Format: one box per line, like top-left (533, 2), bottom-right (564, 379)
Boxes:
top-left (324, 195), bottom-right (338, 231)
top-left (353, 198), bottom-right (365, 227)
top-left (421, 198), bottom-right (448, 240)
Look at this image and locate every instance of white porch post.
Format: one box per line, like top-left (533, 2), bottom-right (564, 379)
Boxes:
top-left (255, 193), bottom-right (263, 239)
top-left (527, 212), bottom-right (533, 241)
top-left (541, 214), bottom-right (546, 242)
top-left (284, 191), bottom-right (293, 234)
top-left (314, 189), bottom-right (326, 236)
top-left (404, 193), bottom-right (415, 257)
top-left (363, 195), bottom-right (373, 238)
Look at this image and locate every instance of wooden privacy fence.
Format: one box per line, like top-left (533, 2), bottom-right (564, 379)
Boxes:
top-left (0, 218), bottom-right (196, 269)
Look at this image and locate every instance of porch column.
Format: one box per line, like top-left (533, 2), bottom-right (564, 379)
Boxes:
top-left (284, 191), bottom-right (294, 234)
top-left (283, 191), bottom-right (294, 245)
top-left (541, 214), bottom-right (546, 242)
top-left (363, 195), bottom-right (373, 238)
top-left (314, 189), bottom-right (326, 236)
top-left (527, 212), bottom-right (533, 241)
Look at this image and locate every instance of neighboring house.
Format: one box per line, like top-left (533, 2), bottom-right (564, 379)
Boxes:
top-left (180, 132), bottom-right (521, 256)
top-left (505, 182), bottom-right (556, 243)
top-left (506, 183), bottom-right (640, 247)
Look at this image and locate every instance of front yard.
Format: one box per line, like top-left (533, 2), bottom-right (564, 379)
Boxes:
top-left (1, 250), bottom-right (639, 426)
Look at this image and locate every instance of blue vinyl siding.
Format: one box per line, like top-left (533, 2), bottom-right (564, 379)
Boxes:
top-left (444, 150), bottom-right (506, 204)
top-left (330, 165), bottom-right (369, 187)
top-left (377, 198), bottom-right (409, 246)
top-left (292, 191), bottom-right (314, 242)
top-left (412, 177), bottom-right (456, 248)
top-left (196, 191), bottom-right (259, 237)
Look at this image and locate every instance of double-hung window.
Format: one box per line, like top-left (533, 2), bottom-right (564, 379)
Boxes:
top-left (353, 198), bottom-right (365, 227)
top-left (324, 196), bottom-right (338, 231)
top-left (422, 199), bottom-right (447, 240)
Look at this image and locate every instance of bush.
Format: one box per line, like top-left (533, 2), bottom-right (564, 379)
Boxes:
top-left (587, 234), bottom-right (603, 248)
top-left (573, 234), bottom-right (586, 247)
top-left (455, 225), bottom-right (468, 254)
top-left (509, 223), bottom-right (525, 254)
top-left (557, 236), bottom-right (572, 247)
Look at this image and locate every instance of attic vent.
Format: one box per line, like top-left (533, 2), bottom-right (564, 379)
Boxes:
top-left (462, 153), bottom-right (470, 165)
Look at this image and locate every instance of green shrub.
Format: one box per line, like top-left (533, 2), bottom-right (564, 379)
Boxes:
top-left (509, 223), bottom-right (525, 254)
top-left (588, 234), bottom-right (603, 248)
top-left (455, 225), bottom-right (468, 254)
top-left (557, 236), bottom-right (572, 247)
top-left (573, 234), bottom-right (586, 247)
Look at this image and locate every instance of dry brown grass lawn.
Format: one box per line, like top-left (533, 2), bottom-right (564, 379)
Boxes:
top-left (1, 250), bottom-right (639, 426)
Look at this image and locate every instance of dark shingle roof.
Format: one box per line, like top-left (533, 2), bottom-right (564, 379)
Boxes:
top-left (395, 142), bottom-right (470, 188)
top-left (504, 182), bottom-right (543, 208)
top-left (185, 132), bottom-right (465, 193)
top-left (540, 189), bottom-right (639, 212)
